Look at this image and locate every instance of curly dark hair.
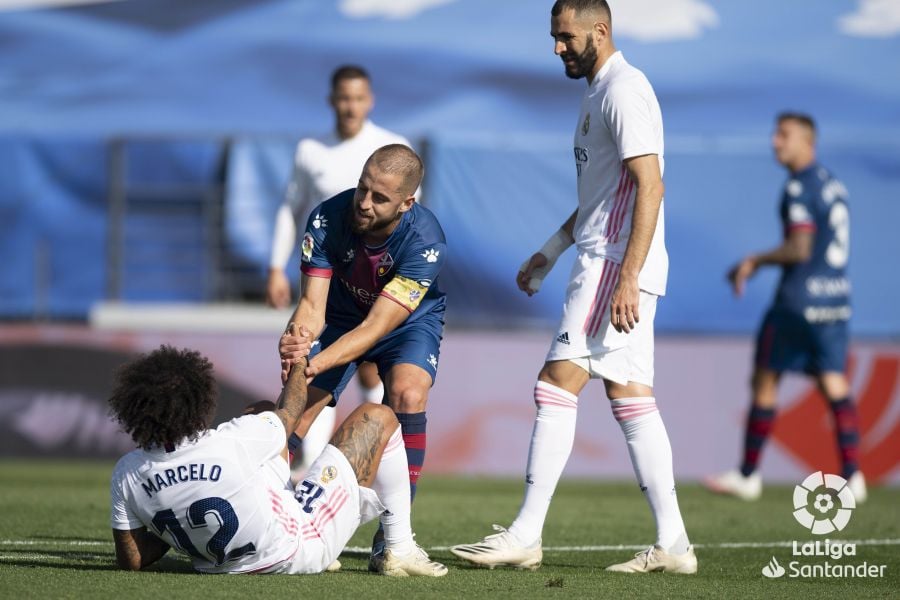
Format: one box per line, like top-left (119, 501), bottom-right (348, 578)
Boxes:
top-left (108, 345), bottom-right (217, 450)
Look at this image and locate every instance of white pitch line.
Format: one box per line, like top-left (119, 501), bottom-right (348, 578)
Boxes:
top-left (3, 538), bottom-right (900, 555)
top-left (353, 538), bottom-right (900, 553)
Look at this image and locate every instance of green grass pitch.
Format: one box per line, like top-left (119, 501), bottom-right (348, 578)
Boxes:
top-left (1, 460), bottom-right (897, 599)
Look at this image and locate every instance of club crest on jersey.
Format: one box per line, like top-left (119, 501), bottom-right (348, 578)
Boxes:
top-left (301, 233), bottom-right (314, 262)
top-left (376, 252), bottom-right (394, 277)
top-left (320, 465), bottom-right (338, 484)
top-left (582, 113), bottom-right (590, 135)
top-left (312, 213), bottom-right (327, 229)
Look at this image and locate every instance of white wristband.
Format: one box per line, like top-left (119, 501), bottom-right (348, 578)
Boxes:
top-left (519, 228), bottom-right (574, 293)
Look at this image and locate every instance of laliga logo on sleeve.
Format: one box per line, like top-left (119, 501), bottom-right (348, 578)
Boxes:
top-left (792, 471), bottom-right (856, 535)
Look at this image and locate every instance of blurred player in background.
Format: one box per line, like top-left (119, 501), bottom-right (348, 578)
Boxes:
top-left (266, 65), bottom-right (414, 475)
top-left (452, 0), bottom-right (695, 574)
top-left (278, 144), bottom-right (446, 573)
top-left (109, 342), bottom-right (446, 577)
top-left (705, 113), bottom-right (866, 502)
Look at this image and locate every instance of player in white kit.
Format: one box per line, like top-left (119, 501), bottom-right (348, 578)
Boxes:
top-left (109, 337), bottom-right (446, 577)
top-left (451, 0), bottom-right (696, 574)
top-left (266, 65), bottom-right (413, 474)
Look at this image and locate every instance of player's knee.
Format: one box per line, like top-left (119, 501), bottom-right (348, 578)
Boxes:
top-left (362, 402), bottom-right (396, 425)
top-left (386, 384), bottom-right (428, 413)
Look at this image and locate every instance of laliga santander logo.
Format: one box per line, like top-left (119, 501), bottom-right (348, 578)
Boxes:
top-left (762, 556), bottom-right (786, 578)
top-left (792, 471), bottom-right (856, 535)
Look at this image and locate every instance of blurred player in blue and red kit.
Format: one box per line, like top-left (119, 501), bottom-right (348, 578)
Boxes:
top-left (278, 144), bottom-right (446, 572)
top-left (706, 113), bottom-right (866, 503)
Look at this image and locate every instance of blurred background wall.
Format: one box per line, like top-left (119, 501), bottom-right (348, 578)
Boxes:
top-left (0, 0), bottom-right (898, 482)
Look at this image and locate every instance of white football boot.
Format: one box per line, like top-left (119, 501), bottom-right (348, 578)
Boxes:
top-left (703, 469), bottom-right (762, 501)
top-left (380, 544), bottom-right (448, 577)
top-left (450, 525), bottom-right (542, 570)
top-left (606, 545), bottom-right (698, 574)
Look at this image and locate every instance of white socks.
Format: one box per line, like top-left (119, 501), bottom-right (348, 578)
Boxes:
top-left (300, 406), bottom-right (336, 471)
top-left (508, 381), bottom-right (578, 547)
top-left (371, 426), bottom-right (415, 555)
top-left (363, 381), bottom-right (385, 404)
top-left (611, 397), bottom-right (689, 554)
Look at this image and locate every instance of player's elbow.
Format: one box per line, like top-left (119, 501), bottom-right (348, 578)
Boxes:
top-left (115, 553), bottom-right (144, 571)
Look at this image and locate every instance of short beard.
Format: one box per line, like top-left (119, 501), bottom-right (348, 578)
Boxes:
top-left (351, 212), bottom-right (400, 237)
top-left (564, 35), bottom-right (598, 80)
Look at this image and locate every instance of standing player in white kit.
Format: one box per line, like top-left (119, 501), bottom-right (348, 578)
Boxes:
top-left (451, 0), bottom-right (696, 574)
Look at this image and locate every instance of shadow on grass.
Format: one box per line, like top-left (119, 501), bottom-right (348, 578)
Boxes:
top-left (0, 550), bottom-right (194, 573)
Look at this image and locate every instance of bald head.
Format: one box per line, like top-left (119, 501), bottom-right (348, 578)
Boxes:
top-left (364, 144), bottom-right (424, 197)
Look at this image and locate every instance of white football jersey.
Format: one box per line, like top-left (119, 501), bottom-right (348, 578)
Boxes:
top-left (110, 413), bottom-right (302, 574)
top-left (286, 120), bottom-right (411, 219)
top-left (270, 120), bottom-right (413, 270)
top-left (572, 51), bottom-right (668, 295)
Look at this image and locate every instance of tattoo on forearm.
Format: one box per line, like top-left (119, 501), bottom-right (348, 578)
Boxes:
top-left (277, 357), bottom-right (308, 433)
top-left (331, 413), bottom-right (384, 483)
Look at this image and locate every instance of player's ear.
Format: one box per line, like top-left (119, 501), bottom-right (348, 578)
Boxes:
top-left (398, 196), bottom-right (415, 213)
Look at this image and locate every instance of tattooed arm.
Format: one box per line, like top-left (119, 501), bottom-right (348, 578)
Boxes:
top-left (274, 323), bottom-right (310, 442)
top-left (113, 527), bottom-right (170, 571)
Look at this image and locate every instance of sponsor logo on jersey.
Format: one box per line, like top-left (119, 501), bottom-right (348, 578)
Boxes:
top-left (409, 289), bottom-right (421, 303)
top-left (556, 332), bottom-right (570, 345)
top-left (427, 354), bottom-right (438, 369)
top-left (574, 147), bottom-right (588, 176)
top-left (418, 279), bottom-right (432, 288)
top-left (343, 248), bottom-right (355, 263)
top-left (421, 248), bottom-right (439, 263)
top-left (376, 252), bottom-right (394, 277)
top-left (582, 112), bottom-right (590, 135)
top-left (338, 277), bottom-right (379, 306)
top-left (786, 180), bottom-right (803, 197)
top-left (301, 233), bottom-right (314, 262)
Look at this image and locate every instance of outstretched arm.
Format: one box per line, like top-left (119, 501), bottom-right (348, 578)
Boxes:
top-left (274, 323), bottom-right (312, 439)
top-left (728, 229), bottom-right (813, 296)
top-left (279, 274), bottom-right (330, 382)
top-left (304, 296), bottom-right (411, 380)
top-left (112, 527), bottom-right (170, 571)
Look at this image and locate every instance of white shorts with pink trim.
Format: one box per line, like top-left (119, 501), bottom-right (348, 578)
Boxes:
top-left (270, 445), bottom-right (385, 574)
top-left (547, 251), bottom-right (658, 386)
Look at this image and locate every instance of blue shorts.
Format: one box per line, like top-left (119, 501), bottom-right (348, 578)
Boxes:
top-left (754, 308), bottom-right (848, 375)
top-left (309, 315), bottom-right (443, 406)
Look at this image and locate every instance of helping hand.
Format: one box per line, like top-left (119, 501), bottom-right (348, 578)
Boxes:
top-left (279, 323), bottom-right (313, 384)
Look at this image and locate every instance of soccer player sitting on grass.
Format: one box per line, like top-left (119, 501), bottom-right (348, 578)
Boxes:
top-left (108, 339), bottom-right (447, 576)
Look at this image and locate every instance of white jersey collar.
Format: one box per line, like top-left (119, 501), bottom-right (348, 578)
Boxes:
top-left (589, 50), bottom-right (624, 87)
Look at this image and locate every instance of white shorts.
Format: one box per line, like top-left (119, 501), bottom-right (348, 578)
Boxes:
top-left (271, 445), bottom-right (385, 574)
top-left (547, 252), bottom-right (657, 387)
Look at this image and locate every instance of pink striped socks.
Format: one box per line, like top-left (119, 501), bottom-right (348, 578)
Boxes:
top-left (508, 381), bottom-right (579, 546)
top-left (611, 397), bottom-right (689, 554)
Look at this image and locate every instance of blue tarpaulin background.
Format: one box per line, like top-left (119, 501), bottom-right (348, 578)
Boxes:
top-left (1, 0), bottom-right (898, 335)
